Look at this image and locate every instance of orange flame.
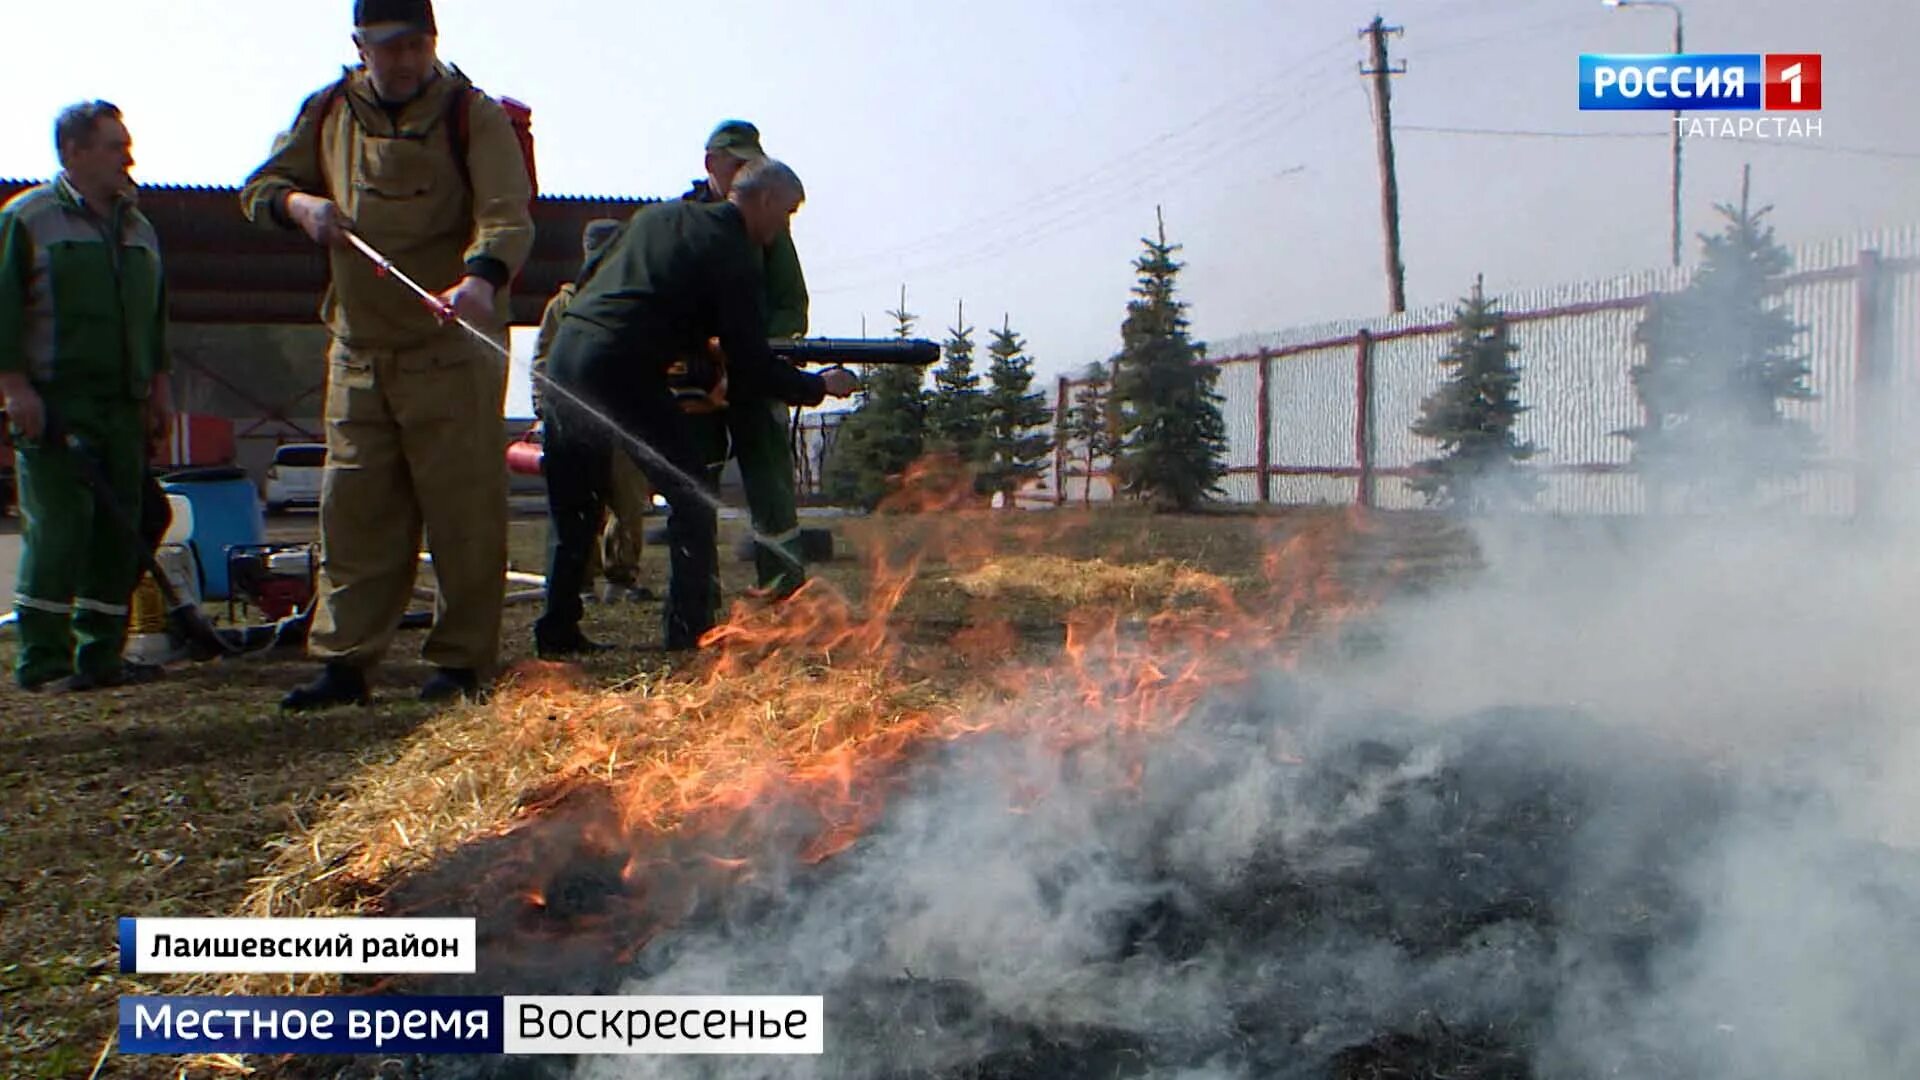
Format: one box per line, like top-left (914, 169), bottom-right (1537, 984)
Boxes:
top-left (373, 469), bottom-right (1396, 969)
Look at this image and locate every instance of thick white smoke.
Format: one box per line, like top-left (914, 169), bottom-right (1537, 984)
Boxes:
top-left (559, 493), bottom-right (1920, 1080)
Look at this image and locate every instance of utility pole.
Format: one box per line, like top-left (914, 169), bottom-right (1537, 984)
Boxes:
top-left (1669, 6), bottom-right (1685, 267)
top-left (1360, 15), bottom-right (1408, 314)
top-left (1602, 0), bottom-right (1684, 267)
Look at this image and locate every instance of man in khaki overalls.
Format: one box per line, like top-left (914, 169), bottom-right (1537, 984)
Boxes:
top-left (240, 0), bottom-right (533, 708)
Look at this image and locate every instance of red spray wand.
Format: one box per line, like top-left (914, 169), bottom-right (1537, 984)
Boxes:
top-left (343, 231), bottom-right (503, 358)
top-left (339, 230), bottom-right (796, 574)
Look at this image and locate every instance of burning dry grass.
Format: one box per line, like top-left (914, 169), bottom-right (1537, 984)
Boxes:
top-left (949, 554), bottom-right (1230, 609)
top-left (210, 494), bottom-right (1403, 1012)
top-left (208, 651), bottom-right (957, 1000)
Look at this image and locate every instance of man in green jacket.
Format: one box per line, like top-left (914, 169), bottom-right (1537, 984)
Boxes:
top-left (0, 101), bottom-right (173, 691)
top-left (682, 120), bottom-right (812, 598)
top-left (537, 159), bottom-right (856, 653)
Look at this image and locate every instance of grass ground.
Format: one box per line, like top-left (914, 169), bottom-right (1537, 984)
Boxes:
top-left (0, 504), bottom-right (1476, 1079)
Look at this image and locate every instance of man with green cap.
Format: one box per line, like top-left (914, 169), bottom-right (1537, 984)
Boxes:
top-left (0, 101), bottom-right (172, 692)
top-left (680, 119), bottom-right (811, 598)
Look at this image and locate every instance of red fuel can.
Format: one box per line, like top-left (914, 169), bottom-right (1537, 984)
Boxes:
top-left (505, 437), bottom-right (544, 477)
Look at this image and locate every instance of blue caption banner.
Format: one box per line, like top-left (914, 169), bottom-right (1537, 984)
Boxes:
top-left (1579, 53), bottom-right (1763, 110)
top-left (118, 917), bottom-right (136, 974)
top-left (118, 995), bottom-right (505, 1055)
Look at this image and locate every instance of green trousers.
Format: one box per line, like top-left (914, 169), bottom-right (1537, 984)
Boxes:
top-left (12, 397), bottom-right (145, 687)
top-left (693, 397), bottom-right (805, 596)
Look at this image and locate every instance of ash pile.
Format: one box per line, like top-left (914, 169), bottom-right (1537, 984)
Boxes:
top-left (583, 698), bottom-right (1920, 1080)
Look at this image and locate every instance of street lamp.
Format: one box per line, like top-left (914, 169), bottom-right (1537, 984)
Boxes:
top-left (1604, 0), bottom-right (1685, 268)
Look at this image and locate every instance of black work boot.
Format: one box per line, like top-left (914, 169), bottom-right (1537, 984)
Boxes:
top-left (420, 667), bottom-right (482, 704)
top-left (281, 662), bottom-right (370, 712)
top-left (62, 662), bottom-right (167, 693)
top-left (534, 630), bottom-right (614, 660)
top-left (19, 668), bottom-right (74, 694)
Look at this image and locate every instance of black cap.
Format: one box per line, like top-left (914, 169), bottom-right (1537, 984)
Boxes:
top-left (354, 0), bottom-right (436, 44)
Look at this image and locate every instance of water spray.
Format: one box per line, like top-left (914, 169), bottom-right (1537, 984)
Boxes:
top-left (343, 231), bottom-right (805, 574)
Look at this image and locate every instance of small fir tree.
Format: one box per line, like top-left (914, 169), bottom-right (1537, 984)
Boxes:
top-left (1062, 360), bottom-right (1118, 507)
top-left (1410, 276), bottom-right (1538, 510)
top-left (925, 301), bottom-right (989, 462)
top-left (1109, 207), bottom-right (1227, 510)
top-left (978, 315), bottom-right (1054, 507)
top-left (824, 285), bottom-right (929, 509)
top-left (1621, 182), bottom-right (1816, 509)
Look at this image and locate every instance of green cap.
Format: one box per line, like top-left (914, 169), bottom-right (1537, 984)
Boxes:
top-left (705, 119), bottom-right (765, 160)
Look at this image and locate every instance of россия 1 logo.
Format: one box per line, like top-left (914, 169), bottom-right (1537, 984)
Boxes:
top-left (1579, 54), bottom-right (1821, 111)
top-left (1579, 53), bottom-right (1821, 138)
top-left (1762, 54), bottom-right (1821, 111)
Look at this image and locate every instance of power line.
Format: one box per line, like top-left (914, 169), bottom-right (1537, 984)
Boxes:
top-left (1421, 0), bottom-right (1522, 21)
top-left (1716, 137), bottom-right (1920, 161)
top-left (1418, 8), bottom-right (1600, 60)
top-left (808, 67), bottom-right (1355, 294)
top-left (1400, 124), bottom-right (1663, 140)
top-left (811, 143), bottom-right (1315, 299)
top-left (810, 74), bottom-right (1351, 298)
top-left (805, 34), bottom-right (1357, 278)
top-left (807, 69), bottom-right (1338, 277)
top-left (1400, 125), bottom-right (1920, 160)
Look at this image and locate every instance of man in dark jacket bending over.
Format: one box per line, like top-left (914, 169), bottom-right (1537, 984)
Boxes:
top-left (536, 158), bottom-right (857, 652)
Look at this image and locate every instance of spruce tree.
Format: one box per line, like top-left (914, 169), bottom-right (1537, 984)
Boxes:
top-left (824, 285), bottom-right (929, 509)
top-left (1410, 277), bottom-right (1538, 511)
top-left (979, 315), bottom-right (1054, 508)
top-left (1108, 207), bottom-right (1227, 511)
top-left (1062, 360), bottom-right (1119, 507)
top-left (925, 301), bottom-right (989, 461)
top-left (1622, 188), bottom-right (1815, 509)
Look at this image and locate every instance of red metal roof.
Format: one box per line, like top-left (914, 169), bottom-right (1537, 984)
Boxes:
top-left (0, 179), bottom-right (657, 325)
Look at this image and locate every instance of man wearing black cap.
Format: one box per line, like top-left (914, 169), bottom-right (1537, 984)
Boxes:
top-left (538, 159), bottom-right (857, 653)
top-left (239, 0), bottom-right (534, 709)
top-left (680, 120), bottom-right (813, 600)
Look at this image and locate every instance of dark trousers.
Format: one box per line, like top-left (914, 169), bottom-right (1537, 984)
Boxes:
top-left (537, 322), bottom-right (718, 651)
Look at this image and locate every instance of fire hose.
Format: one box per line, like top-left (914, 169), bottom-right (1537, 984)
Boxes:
top-left (343, 232), bottom-right (806, 569)
top-left (504, 337), bottom-right (943, 478)
top-left (344, 231), bottom-right (715, 501)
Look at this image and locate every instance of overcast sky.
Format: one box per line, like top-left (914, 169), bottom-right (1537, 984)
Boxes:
top-left (5, 0), bottom-right (1916, 417)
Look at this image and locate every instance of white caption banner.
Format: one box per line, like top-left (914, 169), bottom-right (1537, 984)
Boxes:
top-left (123, 917), bottom-right (477, 974)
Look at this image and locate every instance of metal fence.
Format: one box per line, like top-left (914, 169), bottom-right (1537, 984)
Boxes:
top-left (794, 412), bottom-right (844, 502)
top-left (1050, 224), bottom-right (1920, 516)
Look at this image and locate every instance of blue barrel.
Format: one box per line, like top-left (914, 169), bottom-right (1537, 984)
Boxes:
top-left (160, 467), bottom-right (266, 600)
